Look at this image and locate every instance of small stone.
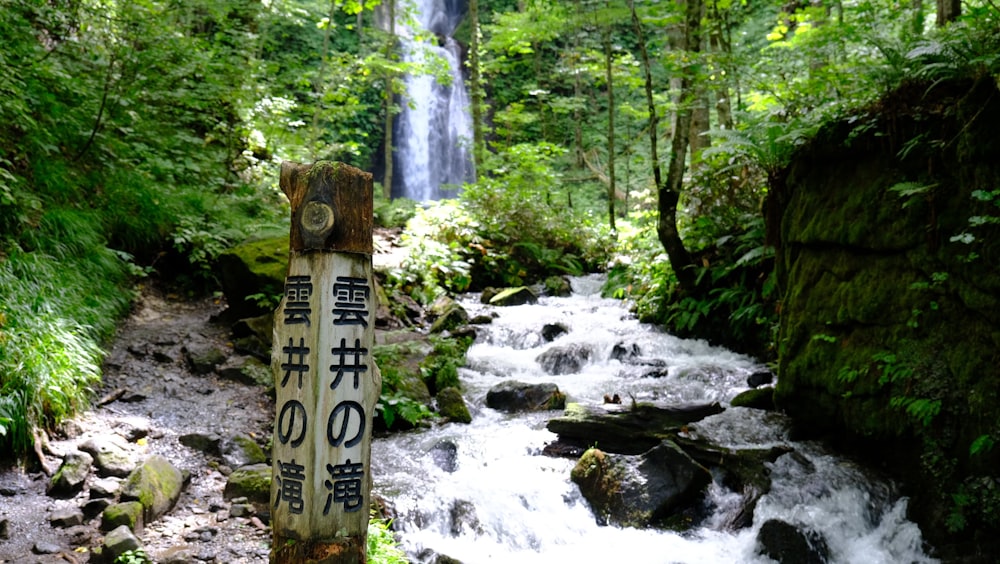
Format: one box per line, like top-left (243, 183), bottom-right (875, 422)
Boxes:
top-left (50, 506), bottom-right (85, 528)
top-left (101, 525), bottom-right (143, 562)
top-left (229, 504), bottom-right (255, 518)
top-left (83, 498), bottom-right (112, 519)
top-left (33, 541), bottom-right (62, 554)
top-left (90, 476), bottom-right (122, 499)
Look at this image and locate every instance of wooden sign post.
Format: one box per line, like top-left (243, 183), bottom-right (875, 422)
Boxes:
top-left (270, 161), bottom-right (379, 563)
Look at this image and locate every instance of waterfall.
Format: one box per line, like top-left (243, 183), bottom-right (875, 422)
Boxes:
top-left (393, 0), bottom-right (475, 201)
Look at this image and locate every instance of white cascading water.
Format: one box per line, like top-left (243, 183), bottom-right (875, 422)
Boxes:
top-left (393, 0), bottom-right (475, 201)
top-left (372, 275), bottom-right (938, 563)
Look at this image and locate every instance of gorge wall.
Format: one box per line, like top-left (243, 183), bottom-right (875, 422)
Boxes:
top-left (772, 77), bottom-right (1000, 560)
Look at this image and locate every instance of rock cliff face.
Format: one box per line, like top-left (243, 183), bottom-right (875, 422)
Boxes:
top-left (773, 78), bottom-right (1000, 559)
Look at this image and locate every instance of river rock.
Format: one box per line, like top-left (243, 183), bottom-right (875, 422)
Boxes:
top-left (430, 440), bottom-right (459, 473)
top-left (756, 519), bottom-right (831, 564)
top-left (536, 343), bottom-right (592, 375)
top-left (436, 387), bottom-right (472, 423)
top-left (610, 342), bottom-right (641, 362)
top-left (220, 434), bottom-right (267, 468)
top-left (49, 506), bottom-right (84, 528)
top-left (488, 286), bottom-right (538, 307)
top-left (571, 441), bottom-right (713, 529)
top-left (79, 437), bottom-right (135, 478)
top-left (223, 463), bottom-right (270, 505)
top-left (747, 370), bottom-right (774, 388)
top-left (231, 312), bottom-right (274, 360)
top-left (546, 402), bottom-right (725, 455)
top-left (429, 301), bottom-right (469, 334)
top-left (541, 322), bottom-right (569, 342)
top-left (486, 381), bottom-right (566, 413)
top-left (218, 355), bottom-right (272, 390)
top-left (179, 431), bottom-right (222, 456)
top-left (214, 235), bottom-right (288, 320)
top-left (120, 455), bottom-right (185, 524)
top-left (730, 387), bottom-right (775, 410)
top-left (48, 451), bottom-right (93, 497)
top-left (543, 275), bottom-right (572, 297)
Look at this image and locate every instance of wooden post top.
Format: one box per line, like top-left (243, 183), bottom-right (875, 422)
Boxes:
top-left (280, 161), bottom-right (374, 255)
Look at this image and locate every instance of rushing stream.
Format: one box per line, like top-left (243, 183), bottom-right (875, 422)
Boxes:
top-left (372, 275), bottom-right (936, 563)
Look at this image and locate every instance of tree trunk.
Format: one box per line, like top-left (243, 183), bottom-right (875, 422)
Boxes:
top-left (382, 0), bottom-right (396, 198)
top-left (469, 0), bottom-right (484, 176)
top-left (629, 0), bottom-right (698, 291)
top-left (604, 16), bottom-right (616, 231)
top-left (936, 0), bottom-right (960, 25)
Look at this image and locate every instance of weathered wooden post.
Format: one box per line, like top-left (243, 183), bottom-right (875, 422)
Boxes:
top-left (270, 161), bottom-right (379, 563)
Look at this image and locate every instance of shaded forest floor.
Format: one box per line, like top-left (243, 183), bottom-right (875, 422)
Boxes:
top-left (0, 285), bottom-right (275, 563)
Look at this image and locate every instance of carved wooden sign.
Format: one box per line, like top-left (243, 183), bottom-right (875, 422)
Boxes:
top-left (271, 161), bottom-right (379, 564)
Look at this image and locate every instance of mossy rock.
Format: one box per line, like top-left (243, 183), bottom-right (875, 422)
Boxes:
top-left (119, 455), bottom-right (185, 524)
top-left (100, 501), bottom-right (144, 533)
top-left (215, 235), bottom-right (289, 319)
top-left (488, 286), bottom-right (538, 307)
top-left (436, 387), bottom-right (472, 424)
top-left (48, 451), bottom-right (93, 497)
top-left (223, 463), bottom-right (271, 505)
top-left (730, 387), bottom-right (775, 410)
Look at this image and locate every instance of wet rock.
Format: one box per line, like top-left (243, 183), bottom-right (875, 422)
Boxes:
top-left (80, 437), bottom-right (134, 478)
top-left (610, 342), bottom-right (641, 362)
top-left (469, 313), bottom-right (494, 325)
top-left (101, 501), bottom-right (144, 533)
top-left (547, 402), bottom-right (725, 455)
top-left (0, 518), bottom-right (9, 539)
top-left (747, 370), bottom-right (774, 388)
top-left (120, 455), bottom-right (185, 523)
top-left (488, 286), bottom-right (538, 307)
top-left (179, 432), bottom-right (222, 456)
top-left (486, 381), bottom-right (566, 413)
top-left (223, 463), bottom-right (271, 505)
top-left (50, 506), bottom-right (84, 528)
top-left (48, 451), bottom-right (93, 497)
top-left (430, 440), bottom-right (459, 473)
top-left (543, 275), bottom-right (572, 297)
top-left (756, 519), bottom-right (831, 564)
top-left (449, 499), bottom-right (482, 536)
top-left (231, 312), bottom-right (274, 360)
top-left (184, 344), bottom-right (228, 375)
top-left (536, 343), bottom-right (592, 375)
top-left (571, 441), bottom-right (712, 529)
top-left (436, 387), bottom-right (472, 424)
top-left (93, 524), bottom-right (143, 564)
top-left (428, 296), bottom-right (469, 334)
top-left (220, 434), bottom-right (267, 468)
top-left (541, 322), bottom-right (569, 342)
top-left (730, 387), bottom-right (775, 410)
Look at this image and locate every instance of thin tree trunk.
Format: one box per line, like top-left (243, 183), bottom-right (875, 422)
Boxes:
top-left (936, 0), bottom-right (959, 26)
top-left (382, 0), bottom-right (396, 198)
top-left (629, 0), bottom-right (697, 291)
top-left (469, 0), bottom-right (483, 176)
top-left (604, 16), bottom-right (616, 231)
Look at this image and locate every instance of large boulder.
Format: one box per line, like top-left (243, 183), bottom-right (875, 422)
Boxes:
top-left (215, 236), bottom-right (289, 319)
top-left (119, 455), bottom-right (185, 524)
top-left (223, 463), bottom-right (271, 505)
top-left (756, 519), bottom-right (831, 564)
top-left (536, 343), bottom-right (592, 375)
top-left (571, 442), bottom-right (712, 529)
top-left (546, 402), bottom-right (724, 455)
top-left (486, 381), bottom-right (566, 413)
top-left (48, 451), bottom-right (93, 497)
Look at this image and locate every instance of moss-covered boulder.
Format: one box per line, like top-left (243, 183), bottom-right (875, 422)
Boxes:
top-left (428, 299), bottom-right (469, 334)
top-left (223, 463), bottom-right (271, 505)
top-left (215, 236), bottom-right (289, 319)
top-left (48, 451), bottom-right (93, 497)
top-left (119, 455), bottom-right (185, 524)
top-left (571, 442), bottom-right (712, 529)
top-left (774, 78), bottom-right (1000, 554)
top-left (220, 434), bottom-right (267, 468)
top-left (436, 387), bottom-right (472, 424)
top-left (730, 387), bottom-right (775, 411)
top-left (100, 501), bottom-right (144, 533)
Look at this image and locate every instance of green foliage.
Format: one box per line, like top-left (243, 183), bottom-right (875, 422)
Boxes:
top-left (377, 393), bottom-right (435, 429)
top-left (114, 549), bottom-right (151, 564)
top-left (367, 517), bottom-right (408, 564)
top-left (421, 336), bottom-right (473, 394)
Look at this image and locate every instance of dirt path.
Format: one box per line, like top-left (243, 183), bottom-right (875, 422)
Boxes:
top-left (0, 285), bottom-right (275, 563)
